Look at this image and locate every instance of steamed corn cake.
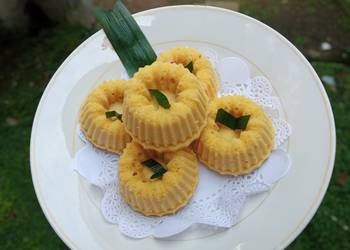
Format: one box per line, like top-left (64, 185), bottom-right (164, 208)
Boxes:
top-left (123, 61), bottom-right (209, 152)
top-left (195, 96), bottom-right (274, 175)
top-left (79, 80), bottom-right (132, 154)
top-left (119, 142), bottom-right (199, 216)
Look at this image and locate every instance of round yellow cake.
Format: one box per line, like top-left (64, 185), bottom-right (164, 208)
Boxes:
top-left (157, 47), bottom-right (218, 100)
top-left (119, 142), bottom-right (199, 216)
top-left (195, 96), bottom-right (275, 175)
top-left (79, 80), bottom-right (132, 154)
top-left (123, 61), bottom-right (209, 152)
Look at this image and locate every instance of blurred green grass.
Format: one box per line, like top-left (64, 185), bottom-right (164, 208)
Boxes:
top-left (0, 25), bottom-right (93, 249)
top-left (0, 3), bottom-right (350, 250)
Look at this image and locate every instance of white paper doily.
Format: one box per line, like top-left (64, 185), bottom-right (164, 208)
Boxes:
top-left (72, 47), bottom-right (292, 238)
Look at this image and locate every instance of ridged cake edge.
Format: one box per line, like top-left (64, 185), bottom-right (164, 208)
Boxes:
top-left (119, 144), bottom-right (199, 216)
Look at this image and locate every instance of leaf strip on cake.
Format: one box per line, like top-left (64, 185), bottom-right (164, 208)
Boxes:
top-left (215, 108), bottom-right (250, 130)
top-left (142, 159), bottom-right (167, 179)
top-left (149, 89), bottom-right (171, 109)
top-left (105, 110), bottom-right (122, 120)
top-left (185, 61), bottom-right (194, 72)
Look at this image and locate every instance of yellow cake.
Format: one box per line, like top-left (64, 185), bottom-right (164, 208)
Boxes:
top-left (157, 47), bottom-right (218, 100)
top-left (79, 80), bottom-right (132, 154)
top-left (123, 61), bottom-right (208, 152)
top-left (119, 142), bottom-right (198, 216)
top-left (195, 96), bottom-right (275, 175)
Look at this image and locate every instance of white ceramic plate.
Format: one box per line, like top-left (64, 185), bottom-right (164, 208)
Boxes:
top-left (30, 5), bottom-right (336, 250)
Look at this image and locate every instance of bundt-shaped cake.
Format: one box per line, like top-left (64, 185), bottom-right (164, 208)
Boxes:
top-left (157, 47), bottom-right (218, 100)
top-left (79, 80), bottom-right (132, 154)
top-left (118, 142), bottom-right (199, 216)
top-left (123, 61), bottom-right (209, 152)
top-left (195, 96), bottom-right (274, 175)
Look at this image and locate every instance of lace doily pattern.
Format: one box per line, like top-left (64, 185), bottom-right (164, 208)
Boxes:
top-left (73, 45), bottom-right (292, 238)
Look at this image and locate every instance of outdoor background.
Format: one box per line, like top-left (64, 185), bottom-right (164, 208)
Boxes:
top-left (0, 0), bottom-right (349, 249)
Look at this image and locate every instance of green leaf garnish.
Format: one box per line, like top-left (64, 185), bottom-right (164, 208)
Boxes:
top-left (95, 1), bottom-right (157, 77)
top-left (149, 89), bottom-right (171, 109)
top-left (142, 159), bottom-right (167, 179)
top-left (185, 61), bottom-right (193, 73)
top-left (236, 115), bottom-right (250, 130)
top-left (150, 171), bottom-right (166, 180)
top-left (215, 108), bottom-right (237, 130)
top-left (105, 110), bottom-right (122, 120)
top-left (215, 108), bottom-right (250, 130)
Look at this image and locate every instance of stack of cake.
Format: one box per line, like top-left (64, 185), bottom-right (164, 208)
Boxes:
top-left (79, 47), bottom-right (274, 216)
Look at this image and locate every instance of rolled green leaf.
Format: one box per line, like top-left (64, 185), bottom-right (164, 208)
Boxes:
top-left (236, 115), bottom-right (250, 130)
top-left (105, 110), bottom-right (122, 120)
top-left (95, 1), bottom-right (157, 77)
top-left (215, 108), bottom-right (237, 130)
top-left (142, 159), bottom-right (167, 179)
top-left (215, 108), bottom-right (250, 130)
top-left (150, 171), bottom-right (166, 179)
top-left (185, 61), bottom-right (193, 73)
top-left (149, 89), bottom-right (171, 109)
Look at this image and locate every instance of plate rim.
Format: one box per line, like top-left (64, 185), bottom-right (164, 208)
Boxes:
top-left (30, 4), bottom-right (336, 250)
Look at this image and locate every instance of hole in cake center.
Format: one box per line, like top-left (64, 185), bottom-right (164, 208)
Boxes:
top-left (231, 108), bottom-right (243, 117)
top-left (138, 156), bottom-right (168, 182)
top-left (218, 125), bottom-right (241, 139)
top-left (162, 90), bottom-right (176, 103)
top-left (109, 101), bottom-right (123, 113)
top-left (140, 166), bottom-right (154, 181)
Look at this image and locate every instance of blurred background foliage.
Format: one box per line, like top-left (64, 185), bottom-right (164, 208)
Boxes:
top-left (0, 0), bottom-right (349, 249)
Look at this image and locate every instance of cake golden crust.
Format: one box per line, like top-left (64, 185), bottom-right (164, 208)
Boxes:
top-left (118, 142), bottom-right (199, 216)
top-left (195, 96), bottom-right (275, 175)
top-left (123, 61), bottom-right (209, 152)
top-left (157, 47), bottom-right (218, 100)
top-left (79, 80), bottom-right (132, 154)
